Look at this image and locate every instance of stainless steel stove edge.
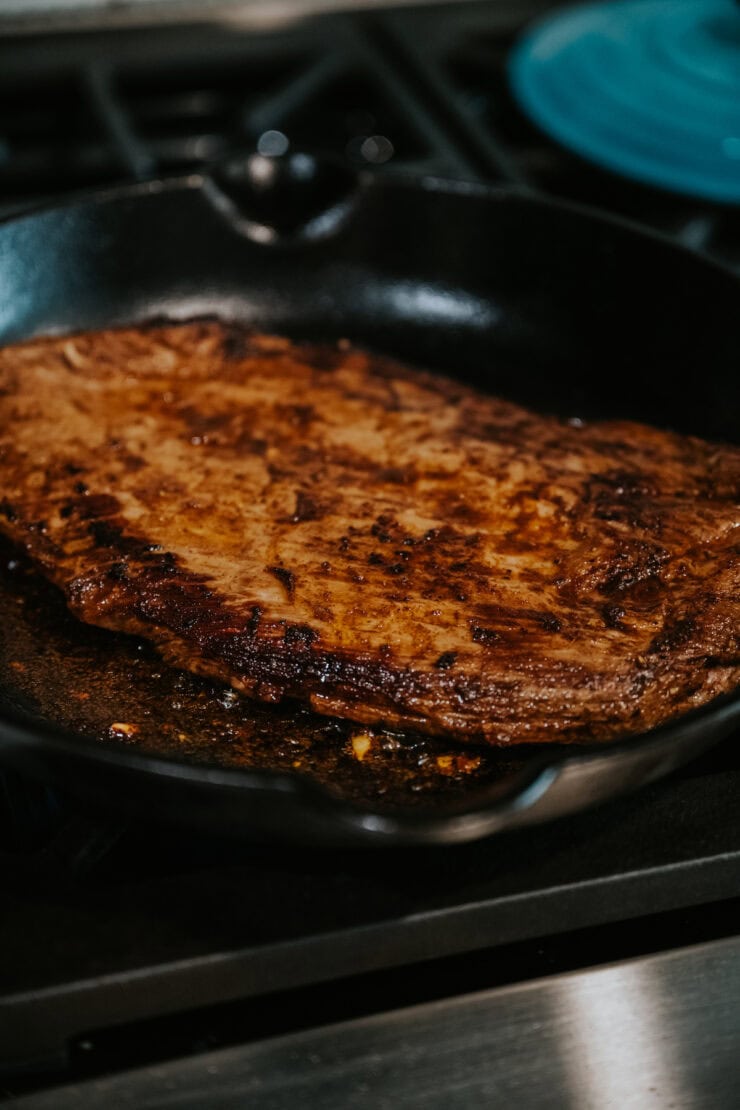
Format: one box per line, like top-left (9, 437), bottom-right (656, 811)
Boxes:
top-left (12, 934), bottom-right (740, 1109)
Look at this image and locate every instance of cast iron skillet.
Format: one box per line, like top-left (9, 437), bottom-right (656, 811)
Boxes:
top-left (0, 154), bottom-right (738, 845)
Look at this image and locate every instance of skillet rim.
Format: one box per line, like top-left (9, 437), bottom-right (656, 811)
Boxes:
top-left (2, 166), bottom-right (740, 282)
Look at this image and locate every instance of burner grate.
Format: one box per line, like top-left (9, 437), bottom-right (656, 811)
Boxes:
top-left (118, 63), bottom-right (429, 174)
top-left (0, 16), bottom-right (472, 220)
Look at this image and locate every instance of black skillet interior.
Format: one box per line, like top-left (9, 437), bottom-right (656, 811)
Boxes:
top-left (0, 161), bottom-right (738, 845)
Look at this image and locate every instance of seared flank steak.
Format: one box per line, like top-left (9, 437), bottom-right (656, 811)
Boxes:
top-left (0, 321), bottom-right (737, 744)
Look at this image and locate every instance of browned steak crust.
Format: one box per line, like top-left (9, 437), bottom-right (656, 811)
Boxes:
top-left (0, 321), bottom-right (737, 744)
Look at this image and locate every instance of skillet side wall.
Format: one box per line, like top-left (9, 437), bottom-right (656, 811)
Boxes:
top-left (0, 179), bottom-right (737, 442)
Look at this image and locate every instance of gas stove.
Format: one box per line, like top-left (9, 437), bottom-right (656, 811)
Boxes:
top-left (1, 3), bottom-right (739, 1105)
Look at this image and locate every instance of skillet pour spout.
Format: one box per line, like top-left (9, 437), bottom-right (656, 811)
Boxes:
top-left (206, 149), bottom-right (360, 243)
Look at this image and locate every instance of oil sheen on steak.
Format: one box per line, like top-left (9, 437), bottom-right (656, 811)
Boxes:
top-left (0, 321), bottom-right (737, 744)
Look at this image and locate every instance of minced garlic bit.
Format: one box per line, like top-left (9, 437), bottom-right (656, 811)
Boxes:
top-left (109, 722), bottom-right (139, 739)
top-left (351, 732), bottom-right (373, 761)
top-left (455, 755), bottom-right (482, 774)
top-left (436, 753), bottom-right (482, 775)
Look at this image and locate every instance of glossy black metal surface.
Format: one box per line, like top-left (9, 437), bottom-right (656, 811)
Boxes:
top-left (0, 168), bottom-right (738, 845)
